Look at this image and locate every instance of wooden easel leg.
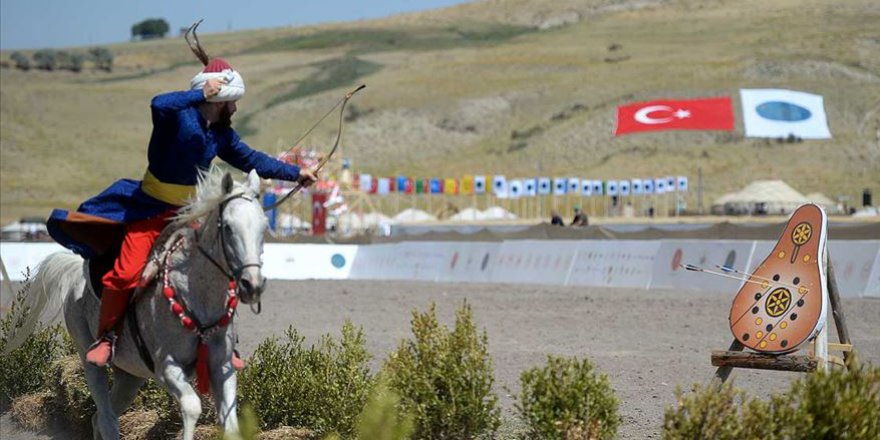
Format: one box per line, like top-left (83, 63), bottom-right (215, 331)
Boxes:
top-left (713, 339), bottom-right (744, 384)
top-left (826, 261), bottom-right (856, 369)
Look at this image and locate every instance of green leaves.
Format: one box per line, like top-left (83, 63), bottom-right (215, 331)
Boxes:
top-left (663, 364), bottom-right (880, 440)
top-left (237, 321), bottom-right (374, 438)
top-left (516, 356), bottom-right (620, 440)
top-left (384, 301), bottom-right (501, 439)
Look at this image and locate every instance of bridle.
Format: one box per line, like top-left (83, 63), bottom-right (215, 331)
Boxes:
top-left (195, 192), bottom-right (264, 312)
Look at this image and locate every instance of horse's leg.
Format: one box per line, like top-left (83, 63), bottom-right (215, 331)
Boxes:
top-left (81, 362), bottom-right (119, 440)
top-left (110, 368), bottom-right (146, 417)
top-left (158, 361), bottom-right (201, 440)
top-left (209, 337), bottom-right (239, 434)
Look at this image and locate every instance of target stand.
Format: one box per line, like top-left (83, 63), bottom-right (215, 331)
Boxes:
top-left (711, 260), bottom-right (856, 383)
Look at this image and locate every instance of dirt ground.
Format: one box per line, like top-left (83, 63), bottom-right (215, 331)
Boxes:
top-left (3, 280), bottom-right (879, 439)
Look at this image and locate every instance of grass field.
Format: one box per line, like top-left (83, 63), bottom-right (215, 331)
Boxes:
top-left (1, 0), bottom-right (878, 224)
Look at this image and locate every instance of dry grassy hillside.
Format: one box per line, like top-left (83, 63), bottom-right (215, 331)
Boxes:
top-left (1, 0), bottom-right (879, 224)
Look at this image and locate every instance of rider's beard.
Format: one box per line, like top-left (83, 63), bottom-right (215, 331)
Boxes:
top-left (213, 103), bottom-right (234, 129)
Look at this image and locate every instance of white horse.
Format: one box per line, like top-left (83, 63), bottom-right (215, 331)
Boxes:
top-left (20, 167), bottom-right (268, 439)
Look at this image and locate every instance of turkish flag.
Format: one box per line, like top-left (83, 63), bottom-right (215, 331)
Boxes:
top-left (615, 97), bottom-right (734, 135)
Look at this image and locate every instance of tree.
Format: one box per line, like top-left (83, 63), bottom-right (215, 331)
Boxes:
top-left (131, 18), bottom-right (170, 40)
top-left (69, 54), bottom-right (85, 72)
top-left (89, 47), bottom-right (113, 72)
top-left (32, 49), bottom-right (58, 71)
top-left (10, 52), bottom-right (30, 70)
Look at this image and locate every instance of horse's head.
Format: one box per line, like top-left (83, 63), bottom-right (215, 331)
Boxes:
top-left (218, 170), bottom-right (267, 305)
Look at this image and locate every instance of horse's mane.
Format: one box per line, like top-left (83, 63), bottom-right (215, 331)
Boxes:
top-left (175, 165), bottom-right (248, 223)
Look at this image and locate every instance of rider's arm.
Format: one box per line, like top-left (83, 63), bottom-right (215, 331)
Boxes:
top-left (150, 90), bottom-right (205, 120)
top-left (216, 129), bottom-right (302, 182)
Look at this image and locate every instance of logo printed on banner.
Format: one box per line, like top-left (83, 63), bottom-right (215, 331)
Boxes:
top-left (615, 97), bottom-right (735, 135)
top-left (474, 175), bottom-right (487, 194)
top-left (331, 253), bottom-right (346, 268)
top-left (538, 178), bottom-right (552, 195)
top-left (740, 89), bottom-right (832, 139)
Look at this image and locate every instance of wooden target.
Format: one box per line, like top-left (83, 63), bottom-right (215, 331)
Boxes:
top-left (728, 204), bottom-right (828, 354)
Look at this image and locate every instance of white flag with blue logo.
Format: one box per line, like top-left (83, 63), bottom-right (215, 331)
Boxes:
top-left (607, 180), bottom-right (618, 196)
top-left (677, 176), bottom-right (688, 192)
top-left (509, 180), bottom-right (523, 198)
top-left (567, 178), bottom-right (580, 195)
top-left (643, 179), bottom-right (654, 194)
top-left (740, 89), bottom-right (831, 139)
top-left (524, 179), bottom-right (537, 196)
top-left (553, 178), bottom-right (567, 195)
top-left (474, 175), bottom-right (487, 194)
top-left (492, 175), bottom-right (508, 196)
top-left (592, 180), bottom-right (603, 196)
top-left (619, 180), bottom-right (630, 196)
top-left (581, 180), bottom-right (592, 196)
top-left (538, 177), bottom-right (552, 195)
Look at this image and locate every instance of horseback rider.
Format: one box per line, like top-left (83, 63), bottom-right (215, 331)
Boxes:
top-left (47, 55), bottom-right (317, 368)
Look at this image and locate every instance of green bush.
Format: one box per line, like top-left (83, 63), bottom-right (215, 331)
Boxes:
top-left (516, 356), bottom-right (620, 440)
top-left (0, 277), bottom-right (67, 408)
top-left (10, 52), bottom-right (30, 70)
top-left (326, 376), bottom-right (414, 440)
top-left (384, 301), bottom-right (501, 439)
top-left (663, 364), bottom-right (880, 440)
top-left (238, 321), bottom-right (374, 438)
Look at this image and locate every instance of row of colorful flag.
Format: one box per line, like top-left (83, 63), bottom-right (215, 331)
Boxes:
top-left (354, 174), bottom-right (688, 197)
top-left (615, 89), bottom-right (831, 139)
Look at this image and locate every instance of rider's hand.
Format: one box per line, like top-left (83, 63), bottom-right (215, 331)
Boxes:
top-left (203, 78), bottom-right (226, 99)
top-left (297, 169), bottom-right (318, 187)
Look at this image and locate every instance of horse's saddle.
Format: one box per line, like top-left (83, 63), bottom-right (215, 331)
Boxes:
top-left (86, 222), bottom-right (193, 299)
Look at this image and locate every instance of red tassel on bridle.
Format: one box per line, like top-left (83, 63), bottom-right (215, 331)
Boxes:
top-left (195, 341), bottom-right (211, 395)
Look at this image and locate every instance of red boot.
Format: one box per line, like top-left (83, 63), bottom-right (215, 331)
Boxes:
top-left (86, 288), bottom-right (132, 367)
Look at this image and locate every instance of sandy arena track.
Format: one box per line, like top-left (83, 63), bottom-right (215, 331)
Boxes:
top-left (234, 280), bottom-right (880, 439)
top-left (3, 280), bottom-right (879, 439)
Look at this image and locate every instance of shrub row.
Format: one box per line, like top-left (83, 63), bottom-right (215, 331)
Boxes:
top-left (6, 47), bottom-right (113, 72)
top-left (664, 365), bottom-right (880, 440)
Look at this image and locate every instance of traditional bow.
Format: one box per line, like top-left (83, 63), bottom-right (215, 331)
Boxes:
top-left (264, 84), bottom-right (366, 211)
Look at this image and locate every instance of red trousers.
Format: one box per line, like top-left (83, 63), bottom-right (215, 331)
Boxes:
top-left (97, 212), bottom-right (172, 335)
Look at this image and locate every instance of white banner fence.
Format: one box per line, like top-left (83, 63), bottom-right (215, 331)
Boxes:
top-left (3, 239), bottom-right (878, 297)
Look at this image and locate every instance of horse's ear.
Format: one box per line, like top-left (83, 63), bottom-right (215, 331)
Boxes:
top-left (222, 173), bottom-right (234, 194)
top-left (247, 170), bottom-right (260, 194)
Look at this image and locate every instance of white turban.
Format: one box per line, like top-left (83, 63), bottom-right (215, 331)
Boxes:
top-left (190, 58), bottom-right (245, 102)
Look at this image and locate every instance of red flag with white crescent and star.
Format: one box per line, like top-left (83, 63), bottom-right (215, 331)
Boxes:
top-left (614, 97), bottom-right (734, 135)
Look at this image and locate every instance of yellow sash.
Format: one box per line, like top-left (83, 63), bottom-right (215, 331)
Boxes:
top-left (141, 170), bottom-right (195, 206)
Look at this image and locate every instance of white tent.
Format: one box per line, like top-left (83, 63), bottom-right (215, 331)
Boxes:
top-left (711, 180), bottom-right (809, 215)
top-left (805, 192), bottom-right (841, 214)
top-left (449, 208), bottom-right (484, 221)
top-left (481, 206), bottom-right (518, 220)
top-left (393, 208), bottom-right (437, 222)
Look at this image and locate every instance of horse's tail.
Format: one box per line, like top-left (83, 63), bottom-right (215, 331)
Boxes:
top-left (2, 251), bottom-right (84, 354)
